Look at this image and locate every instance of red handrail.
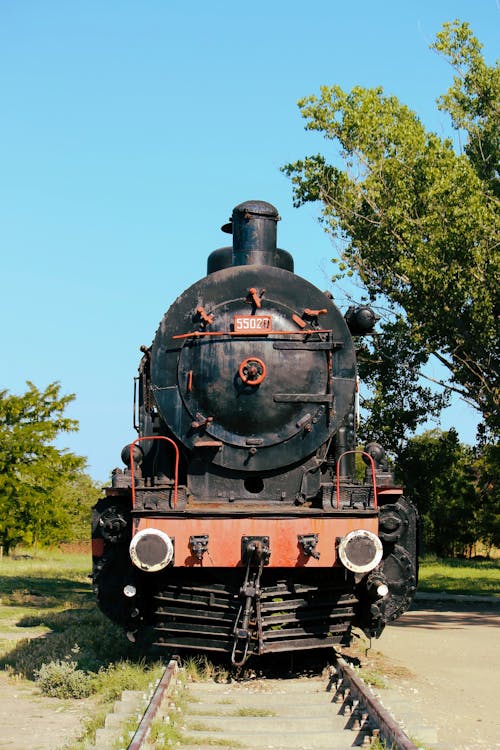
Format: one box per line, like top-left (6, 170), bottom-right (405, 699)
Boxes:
top-left (172, 328), bottom-right (334, 340)
top-left (129, 436), bottom-right (180, 510)
top-left (335, 450), bottom-right (378, 510)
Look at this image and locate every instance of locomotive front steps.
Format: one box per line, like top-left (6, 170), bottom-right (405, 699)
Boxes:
top-left (180, 678), bottom-right (371, 749)
top-left (88, 688), bottom-right (150, 750)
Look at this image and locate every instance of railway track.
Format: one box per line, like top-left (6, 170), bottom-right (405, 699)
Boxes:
top-left (95, 656), bottom-right (423, 750)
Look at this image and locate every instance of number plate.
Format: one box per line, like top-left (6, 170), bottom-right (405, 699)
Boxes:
top-left (233, 315), bottom-right (272, 334)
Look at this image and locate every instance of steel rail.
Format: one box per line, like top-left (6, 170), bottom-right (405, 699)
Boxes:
top-left (123, 655), bottom-right (420, 749)
top-left (127, 659), bottom-right (178, 750)
top-left (334, 655), bottom-right (419, 750)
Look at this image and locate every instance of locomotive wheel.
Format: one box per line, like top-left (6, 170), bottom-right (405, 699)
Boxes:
top-left (371, 545), bottom-right (417, 626)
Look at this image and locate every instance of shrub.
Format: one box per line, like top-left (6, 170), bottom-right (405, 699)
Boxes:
top-left (34, 659), bottom-right (93, 698)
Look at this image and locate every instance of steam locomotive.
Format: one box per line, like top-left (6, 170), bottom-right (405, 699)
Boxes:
top-left (92, 200), bottom-right (418, 664)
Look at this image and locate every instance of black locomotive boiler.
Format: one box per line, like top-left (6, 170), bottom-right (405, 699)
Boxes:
top-left (92, 200), bottom-right (418, 663)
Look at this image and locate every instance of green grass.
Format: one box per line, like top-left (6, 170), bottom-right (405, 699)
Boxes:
top-left (0, 546), bottom-right (92, 589)
top-left (182, 654), bottom-right (231, 683)
top-left (0, 547), bottom-right (167, 679)
top-left (418, 556), bottom-right (500, 597)
top-left (234, 707), bottom-right (276, 717)
top-left (0, 546), bottom-right (166, 750)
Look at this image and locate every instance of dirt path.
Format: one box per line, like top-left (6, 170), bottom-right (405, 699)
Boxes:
top-left (0, 671), bottom-right (91, 750)
top-left (358, 600), bottom-right (500, 750)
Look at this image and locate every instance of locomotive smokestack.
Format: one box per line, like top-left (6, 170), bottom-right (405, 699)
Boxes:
top-left (212, 200), bottom-right (293, 273)
top-left (222, 200), bottom-right (280, 267)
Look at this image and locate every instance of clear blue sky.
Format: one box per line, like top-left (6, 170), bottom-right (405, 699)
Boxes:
top-left (1, 1), bottom-right (498, 481)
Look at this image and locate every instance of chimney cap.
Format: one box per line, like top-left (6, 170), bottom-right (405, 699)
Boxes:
top-left (221, 200), bottom-right (280, 233)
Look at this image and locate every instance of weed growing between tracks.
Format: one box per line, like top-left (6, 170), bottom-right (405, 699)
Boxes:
top-left (183, 654), bottom-right (233, 683)
top-left (145, 679), bottom-right (245, 750)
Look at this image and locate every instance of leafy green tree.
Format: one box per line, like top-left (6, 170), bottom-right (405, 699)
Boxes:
top-left (357, 316), bottom-right (449, 454)
top-left (0, 382), bottom-right (87, 553)
top-left (282, 20), bottom-right (499, 436)
top-left (53, 472), bottom-right (102, 543)
top-left (473, 443), bottom-right (500, 553)
top-left (397, 429), bottom-right (478, 556)
top-left (434, 21), bottom-right (500, 197)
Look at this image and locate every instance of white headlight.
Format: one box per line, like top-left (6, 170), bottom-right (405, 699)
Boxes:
top-left (129, 528), bottom-right (174, 572)
top-left (338, 530), bottom-right (383, 573)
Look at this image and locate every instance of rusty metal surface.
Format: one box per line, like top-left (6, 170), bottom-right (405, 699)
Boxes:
top-left (150, 263), bottom-right (356, 474)
top-left (135, 514), bottom-right (379, 567)
top-left (125, 659), bottom-right (421, 750)
top-left (152, 570), bottom-right (357, 658)
top-left (127, 659), bottom-right (178, 750)
top-left (334, 655), bottom-right (419, 750)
